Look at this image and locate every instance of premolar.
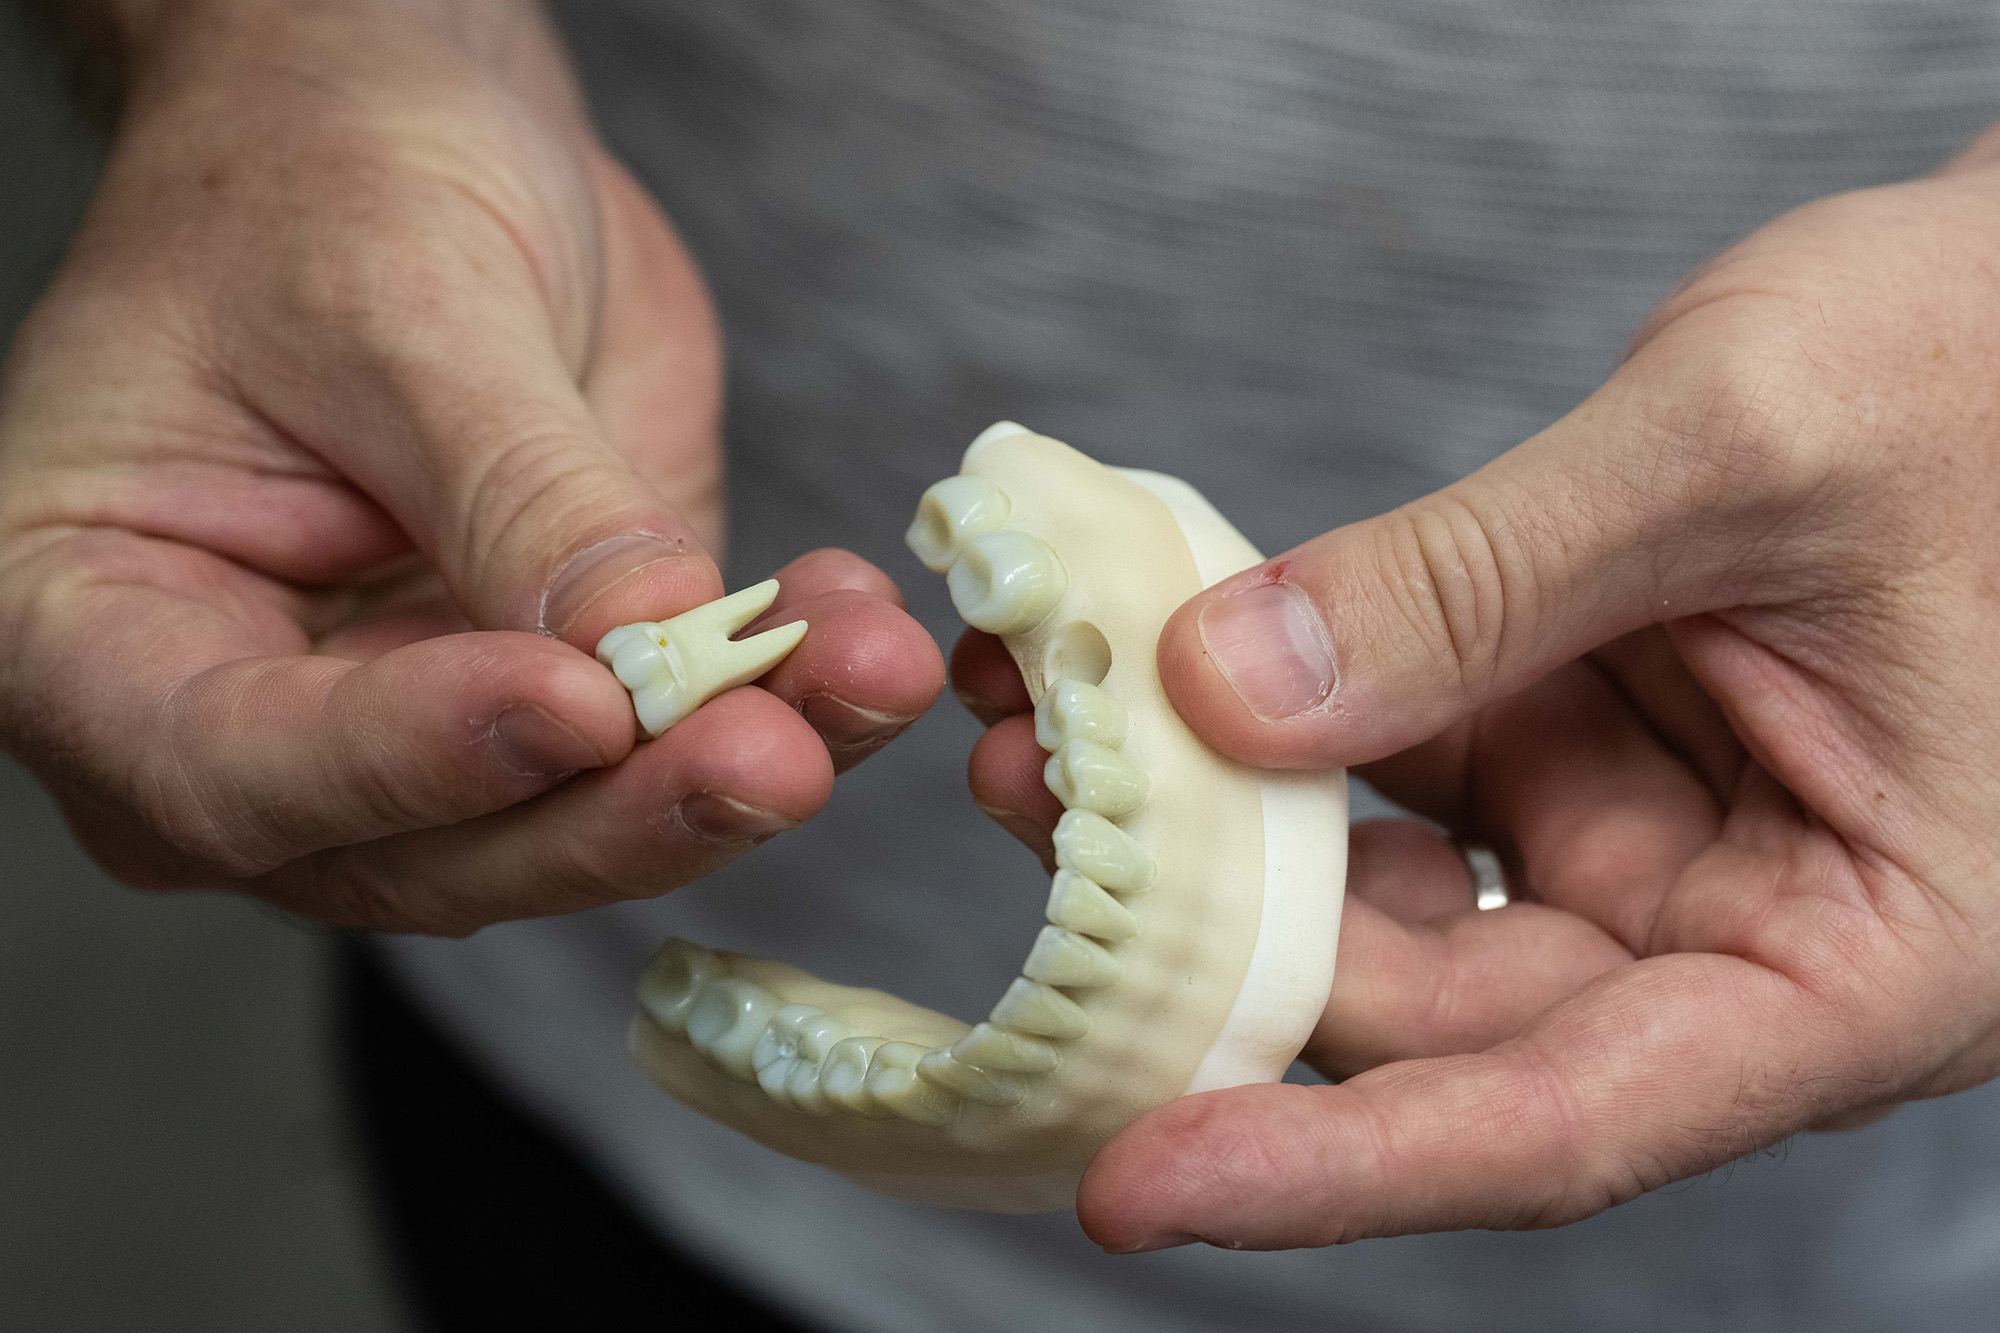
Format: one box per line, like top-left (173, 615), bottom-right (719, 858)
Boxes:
top-left (1043, 737), bottom-right (1149, 817)
top-left (1045, 870), bottom-right (1139, 941)
top-left (1034, 679), bottom-right (1128, 752)
top-left (866, 1042), bottom-right (960, 1125)
top-left (1052, 810), bottom-right (1155, 893)
top-left (918, 1050), bottom-right (1027, 1106)
top-left (821, 1036), bottom-right (890, 1118)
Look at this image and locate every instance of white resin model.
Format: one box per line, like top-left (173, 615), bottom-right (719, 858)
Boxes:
top-left (608, 424), bottom-right (1348, 1214)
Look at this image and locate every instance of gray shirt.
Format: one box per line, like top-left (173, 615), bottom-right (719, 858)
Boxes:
top-left (383, 3), bottom-right (2000, 1328)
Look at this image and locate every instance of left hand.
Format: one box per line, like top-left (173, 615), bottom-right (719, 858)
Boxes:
top-left (961, 131), bottom-right (2000, 1250)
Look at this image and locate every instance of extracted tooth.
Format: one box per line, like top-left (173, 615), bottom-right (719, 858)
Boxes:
top-left (1034, 678), bottom-right (1128, 752)
top-left (946, 531), bottom-right (1067, 635)
top-left (636, 938), bottom-right (723, 1036)
top-left (752, 1006), bottom-right (851, 1111)
top-left (1043, 738), bottom-right (1149, 818)
top-left (989, 978), bottom-right (1091, 1040)
top-left (1052, 809), bottom-right (1155, 893)
top-left (1045, 870), bottom-right (1139, 942)
top-left (917, 1050), bottom-right (1027, 1106)
top-left (949, 1022), bottom-right (1060, 1074)
top-left (905, 476), bottom-right (1011, 573)
top-left (865, 1043), bottom-right (959, 1126)
top-left (821, 1036), bottom-right (890, 1118)
top-left (595, 579), bottom-right (808, 737)
top-left (684, 977), bottom-right (781, 1080)
top-left (1023, 926), bottom-right (1122, 988)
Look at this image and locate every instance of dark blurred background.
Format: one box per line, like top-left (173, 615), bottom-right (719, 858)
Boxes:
top-left (0, 8), bottom-right (413, 1328)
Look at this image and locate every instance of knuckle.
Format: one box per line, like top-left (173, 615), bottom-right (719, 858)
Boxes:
top-left (1373, 495), bottom-right (1516, 693)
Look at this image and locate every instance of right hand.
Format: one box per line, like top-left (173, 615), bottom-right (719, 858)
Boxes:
top-left (0, 0), bottom-right (944, 934)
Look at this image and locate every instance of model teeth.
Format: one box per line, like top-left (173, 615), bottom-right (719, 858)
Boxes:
top-left (945, 531), bottom-right (1068, 635)
top-left (636, 938), bottom-right (722, 1036)
top-left (990, 978), bottom-right (1091, 1040)
top-left (866, 1042), bottom-right (960, 1125)
top-left (1043, 737), bottom-right (1149, 818)
top-left (905, 476), bottom-right (1012, 573)
top-left (686, 977), bottom-right (782, 1080)
top-left (1023, 926), bottom-right (1122, 988)
top-left (595, 579), bottom-right (808, 737)
top-left (1045, 869), bottom-right (1139, 941)
top-left (1052, 810), bottom-right (1155, 893)
top-left (821, 1036), bottom-right (891, 1117)
top-left (917, 1050), bottom-right (1028, 1106)
top-left (949, 1022), bottom-right (1060, 1074)
top-left (1034, 679), bottom-right (1127, 751)
top-left (751, 1005), bottom-right (852, 1114)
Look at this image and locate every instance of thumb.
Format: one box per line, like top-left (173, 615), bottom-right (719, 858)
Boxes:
top-left (1158, 324), bottom-right (1829, 768)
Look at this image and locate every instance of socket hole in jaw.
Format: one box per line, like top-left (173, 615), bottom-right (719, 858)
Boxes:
top-left (1042, 621), bottom-right (1111, 687)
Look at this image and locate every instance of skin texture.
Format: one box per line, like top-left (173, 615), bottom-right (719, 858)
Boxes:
top-left (0, 0), bottom-right (943, 936)
top-left (964, 129), bottom-right (2000, 1250)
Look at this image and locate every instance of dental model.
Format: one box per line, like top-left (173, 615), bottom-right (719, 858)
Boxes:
top-left (607, 424), bottom-right (1348, 1214)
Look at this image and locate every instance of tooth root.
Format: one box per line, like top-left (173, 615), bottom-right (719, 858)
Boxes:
top-left (1052, 810), bottom-right (1155, 893)
top-left (990, 978), bottom-right (1091, 1040)
top-left (905, 476), bottom-right (1012, 573)
top-left (597, 581), bottom-right (809, 737)
top-left (946, 531), bottom-right (1067, 635)
top-left (1034, 679), bottom-right (1128, 752)
top-left (1023, 925), bottom-right (1122, 988)
top-left (917, 1050), bottom-right (1026, 1106)
top-left (821, 1037), bottom-right (891, 1118)
top-left (1043, 737), bottom-right (1149, 818)
top-left (865, 1042), bottom-right (959, 1125)
top-left (950, 1022), bottom-right (1060, 1074)
top-left (685, 977), bottom-right (780, 1080)
top-left (1046, 870), bottom-right (1139, 942)
top-left (636, 938), bottom-right (722, 1036)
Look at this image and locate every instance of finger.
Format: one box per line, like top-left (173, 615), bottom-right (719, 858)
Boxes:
top-left (950, 629), bottom-right (1030, 725)
top-left (967, 712), bottom-right (1063, 866)
top-left (259, 686), bottom-right (834, 934)
top-left (1155, 311), bottom-right (1836, 770)
top-left (762, 547), bottom-right (908, 610)
top-left (752, 587), bottom-right (945, 771)
top-left (1586, 627), bottom-right (1746, 798)
top-left (1079, 949), bottom-right (1882, 1251)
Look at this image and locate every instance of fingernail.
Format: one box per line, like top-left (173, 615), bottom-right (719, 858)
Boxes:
top-left (488, 705), bottom-right (600, 779)
top-left (1107, 1231), bottom-right (1198, 1255)
top-left (800, 694), bottom-right (912, 750)
top-left (674, 792), bottom-right (801, 844)
top-left (1196, 582), bottom-right (1335, 721)
top-left (540, 533), bottom-right (687, 638)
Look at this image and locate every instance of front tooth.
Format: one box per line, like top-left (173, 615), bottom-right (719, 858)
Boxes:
top-left (684, 977), bottom-right (780, 1080)
top-left (1023, 926), bottom-right (1122, 988)
top-left (1046, 870), bottom-right (1139, 941)
top-left (949, 1022), bottom-right (1060, 1074)
top-left (865, 1042), bottom-right (959, 1125)
top-left (917, 1050), bottom-right (1026, 1106)
top-left (821, 1036), bottom-right (890, 1117)
top-left (1043, 738), bottom-right (1149, 817)
top-left (1053, 810), bottom-right (1155, 893)
top-left (905, 476), bottom-right (1011, 573)
top-left (1034, 679), bottom-right (1128, 752)
top-left (946, 531), bottom-right (1067, 635)
top-left (597, 580), bottom-right (808, 737)
top-left (751, 1006), bottom-right (851, 1108)
top-left (636, 938), bottom-right (722, 1036)
top-left (990, 978), bottom-right (1091, 1040)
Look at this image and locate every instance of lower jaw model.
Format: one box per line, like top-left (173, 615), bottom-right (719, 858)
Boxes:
top-left (599, 424), bottom-right (1348, 1214)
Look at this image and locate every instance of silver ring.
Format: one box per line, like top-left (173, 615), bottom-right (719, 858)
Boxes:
top-left (1460, 843), bottom-right (1511, 911)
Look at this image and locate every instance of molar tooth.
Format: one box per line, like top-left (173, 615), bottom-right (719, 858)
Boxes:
top-left (990, 978), bottom-right (1091, 1040)
top-left (595, 579), bottom-right (808, 737)
top-left (946, 531), bottom-right (1067, 635)
top-left (821, 1036), bottom-right (890, 1118)
top-left (636, 938), bottom-right (722, 1036)
top-left (1034, 679), bottom-right (1128, 752)
top-left (751, 1006), bottom-right (851, 1109)
top-left (905, 476), bottom-right (1011, 573)
top-left (1046, 870), bottom-right (1139, 942)
top-left (1043, 737), bottom-right (1149, 818)
top-left (784, 1058), bottom-right (839, 1117)
top-left (917, 1050), bottom-right (1027, 1106)
top-left (684, 977), bottom-right (781, 1080)
top-left (1052, 810), bottom-right (1155, 893)
top-left (949, 1022), bottom-right (1059, 1074)
top-left (1023, 926), bottom-right (1122, 988)
top-left (865, 1042), bottom-right (959, 1125)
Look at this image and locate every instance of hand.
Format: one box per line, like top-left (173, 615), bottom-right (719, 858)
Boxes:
top-left (0, 1), bottom-right (943, 934)
top-left (964, 131), bottom-right (2000, 1249)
